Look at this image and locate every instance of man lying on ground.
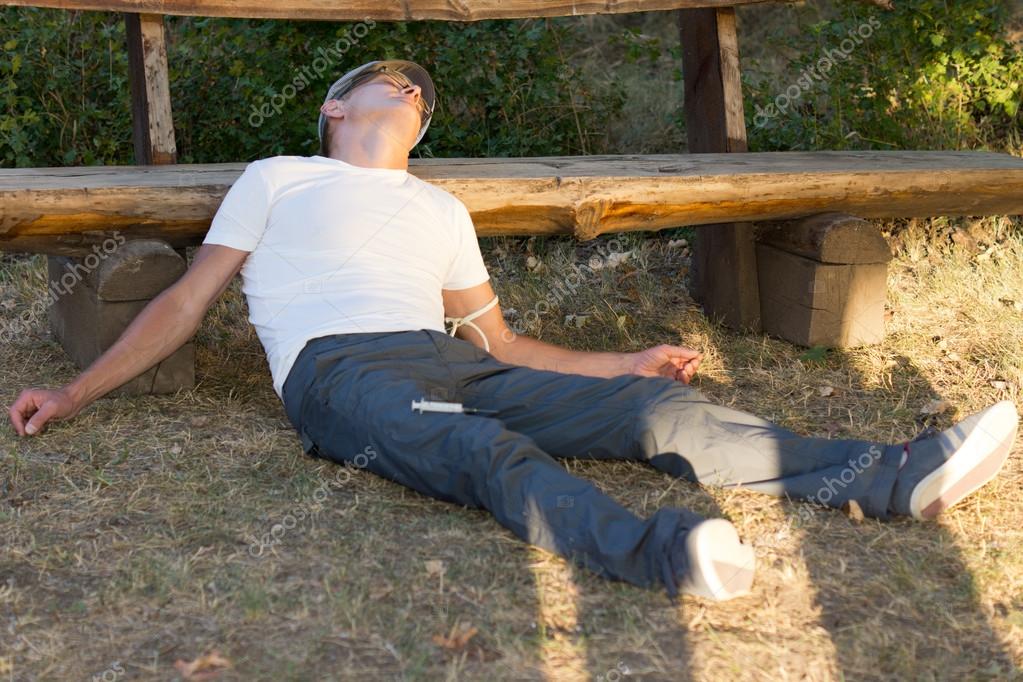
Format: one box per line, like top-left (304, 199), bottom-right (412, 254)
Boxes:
top-left (9, 59), bottom-right (1019, 602)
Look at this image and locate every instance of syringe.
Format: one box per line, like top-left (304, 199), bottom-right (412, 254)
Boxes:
top-left (411, 398), bottom-right (498, 415)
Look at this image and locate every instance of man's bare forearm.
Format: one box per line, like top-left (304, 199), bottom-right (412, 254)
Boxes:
top-left (491, 333), bottom-right (632, 378)
top-left (63, 288), bottom-right (201, 410)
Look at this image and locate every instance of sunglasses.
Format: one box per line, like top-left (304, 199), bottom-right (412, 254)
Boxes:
top-left (341, 66), bottom-right (434, 119)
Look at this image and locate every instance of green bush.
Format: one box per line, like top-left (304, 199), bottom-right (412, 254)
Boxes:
top-left (0, 8), bottom-right (626, 166)
top-left (746, 0), bottom-right (1023, 151)
top-left (0, 10), bottom-right (132, 166)
top-left (4, 2), bottom-right (1021, 166)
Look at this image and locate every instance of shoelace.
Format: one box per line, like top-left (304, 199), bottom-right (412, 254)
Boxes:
top-left (899, 424), bottom-right (941, 469)
top-left (911, 425), bottom-right (941, 442)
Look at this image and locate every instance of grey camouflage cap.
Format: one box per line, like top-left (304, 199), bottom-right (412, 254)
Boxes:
top-left (317, 59), bottom-right (436, 149)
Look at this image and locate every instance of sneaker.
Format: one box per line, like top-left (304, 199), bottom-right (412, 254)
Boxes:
top-left (892, 400), bottom-right (1019, 520)
top-left (678, 519), bottom-right (756, 601)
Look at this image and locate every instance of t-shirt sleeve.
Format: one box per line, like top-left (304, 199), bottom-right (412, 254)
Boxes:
top-left (443, 199), bottom-right (490, 290)
top-left (202, 161), bottom-right (271, 252)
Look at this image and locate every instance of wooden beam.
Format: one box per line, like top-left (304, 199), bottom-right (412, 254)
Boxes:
top-left (47, 239), bottom-right (194, 395)
top-left (756, 240), bottom-right (889, 347)
top-left (757, 212), bottom-right (892, 265)
top-left (1, 0), bottom-right (785, 21)
top-left (679, 7), bottom-right (759, 331)
top-left (125, 13), bottom-right (176, 165)
top-left (680, 8), bottom-right (747, 153)
top-left (2, 152), bottom-right (1022, 255)
top-left (755, 213), bottom-right (893, 347)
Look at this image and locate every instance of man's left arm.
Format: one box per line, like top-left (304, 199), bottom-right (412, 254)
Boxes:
top-left (442, 281), bottom-right (702, 384)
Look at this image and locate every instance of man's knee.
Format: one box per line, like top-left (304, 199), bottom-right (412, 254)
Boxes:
top-left (634, 381), bottom-right (709, 425)
top-left (631, 382), bottom-right (713, 459)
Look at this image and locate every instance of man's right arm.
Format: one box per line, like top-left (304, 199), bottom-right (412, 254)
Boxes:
top-left (7, 243), bottom-right (251, 437)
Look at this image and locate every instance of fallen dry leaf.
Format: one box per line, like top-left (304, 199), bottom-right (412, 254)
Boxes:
top-left (173, 650), bottom-right (232, 680)
top-left (563, 313), bottom-right (590, 329)
top-left (823, 420), bottom-right (848, 437)
top-left (425, 559), bottom-right (446, 593)
top-left (920, 399), bottom-right (952, 416)
top-left (951, 228), bottom-right (979, 251)
top-left (842, 500), bottom-right (865, 524)
top-left (975, 244), bottom-right (997, 262)
top-left (433, 621), bottom-right (479, 651)
top-left (370, 583), bottom-right (394, 600)
top-left (589, 250), bottom-right (634, 271)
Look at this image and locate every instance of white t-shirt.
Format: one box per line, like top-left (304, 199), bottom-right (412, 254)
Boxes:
top-left (201, 154), bottom-right (491, 401)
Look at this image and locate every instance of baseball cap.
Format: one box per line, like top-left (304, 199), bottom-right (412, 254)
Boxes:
top-left (317, 60), bottom-right (436, 149)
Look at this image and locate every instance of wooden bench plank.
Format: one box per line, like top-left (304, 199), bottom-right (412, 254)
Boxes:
top-left (1, 0), bottom-right (784, 21)
top-left (2, 151), bottom-right (1022, 255)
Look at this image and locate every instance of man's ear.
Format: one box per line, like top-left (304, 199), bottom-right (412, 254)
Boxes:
top-left (320, 98), bottom-right (346, 121)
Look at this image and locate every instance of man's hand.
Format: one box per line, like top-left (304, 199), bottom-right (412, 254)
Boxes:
top-left (5, 244), bottom-right (248, 439)
top-left (8, 388), bottom-right (80, 436)
top-left (627, 344), bottom-right (703, 384)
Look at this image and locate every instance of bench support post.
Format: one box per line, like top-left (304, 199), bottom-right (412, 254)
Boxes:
top-left (125, 13), bottom-right (177, 165)
top-left (47, 239), bottom-right (194, 396)
top-left (92, 13), bottom-right (195, 395)
top-left (679, 7), bottom-right (761, 332)
top-left (756, 213), bottom-right (893, 347)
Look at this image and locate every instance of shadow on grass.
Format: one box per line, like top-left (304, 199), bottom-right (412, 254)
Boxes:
top-left (780, 349), bottom-right (1019, 679)
top-left (709, 333), bottom-right (1020, 679)
top-left (543, 458), bottom-right (720, 682)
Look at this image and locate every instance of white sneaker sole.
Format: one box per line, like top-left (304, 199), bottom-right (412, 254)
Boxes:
top-left (680, 519), bottom-right (756, 601)
top-left (910, 400), bottom-right (1019, 520)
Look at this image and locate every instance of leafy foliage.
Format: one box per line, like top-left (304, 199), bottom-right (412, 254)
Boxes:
top-left (0, 9), bottom-right (132, 166)
top-left (746, 0), bottom-right (1023, 151)
top-left (2, 2), bottom-right (1021, 166)
top-left (0, 8), bottom-right (625, 165)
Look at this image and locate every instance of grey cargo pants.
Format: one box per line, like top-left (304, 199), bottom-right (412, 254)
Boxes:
top-left (281, 329), bottom-right (904, 598)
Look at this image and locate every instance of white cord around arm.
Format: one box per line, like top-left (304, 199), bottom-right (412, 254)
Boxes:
top-left (444, 294), bottom-right (500, 351)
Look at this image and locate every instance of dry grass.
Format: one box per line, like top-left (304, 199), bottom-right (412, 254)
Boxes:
top-left (1, 216), bottom-right (1021, 681)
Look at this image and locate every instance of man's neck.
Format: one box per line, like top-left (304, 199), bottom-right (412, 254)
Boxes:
top-left (327, 128), bottom-right (410, 172)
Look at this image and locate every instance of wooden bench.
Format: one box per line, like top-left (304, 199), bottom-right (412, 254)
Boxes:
top-left (2, 0), bottom-right (1022, 396)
